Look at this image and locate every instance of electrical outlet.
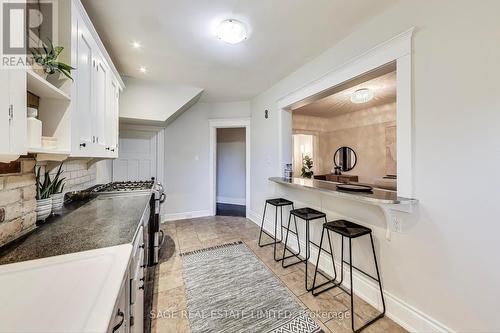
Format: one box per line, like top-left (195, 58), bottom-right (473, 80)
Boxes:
top-left (392, 215), bottom-right (402, 233)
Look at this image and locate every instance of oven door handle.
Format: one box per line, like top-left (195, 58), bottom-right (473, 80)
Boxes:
top-left (159, 193), bottom-right (166, 203)
top-left (158, 230), bottom-right (165, 246)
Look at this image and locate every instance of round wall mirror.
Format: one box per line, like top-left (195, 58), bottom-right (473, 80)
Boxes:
top-left (333, 147), bottom-right (357, 172)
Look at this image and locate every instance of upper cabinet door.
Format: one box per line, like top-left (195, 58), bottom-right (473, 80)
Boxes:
top-left (75, 15), bottom-right (93, 150)
top-left (94, 56), bottom-right (108, 150)
top-left (105, 79), bottom-right (119, 156)
top-left (0, 68), bottom-right (10, 155)
top-left (8, 67), bottom-right (27, 155)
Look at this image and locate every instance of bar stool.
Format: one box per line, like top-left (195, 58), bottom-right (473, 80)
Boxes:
top-left (312, 220), bottom-right (386, 333)
top-left (282, 207), bottom-right (335, 291)
top-left (258, 198), bottom-right (299, 262)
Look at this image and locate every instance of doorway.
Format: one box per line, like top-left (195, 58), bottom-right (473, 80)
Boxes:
top-left (209, 118), bottom-right (251, 218)
top-left (215, 128), bottom-right (246, 217)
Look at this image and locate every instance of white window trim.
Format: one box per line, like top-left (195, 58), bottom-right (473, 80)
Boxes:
top-left (277, 27), bottom-right (415, 198)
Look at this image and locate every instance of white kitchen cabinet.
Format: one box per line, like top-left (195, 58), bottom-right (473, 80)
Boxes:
top-left (0, 1), bottom-right (27, 163)
top-left (105, 79), bottom-right (120, 157)
top-left (108, 278), bottom-right (129, 333)
top-left (73, 10), bottom-right (94, 153)
top-left (0, 67), bottom-right (27, 163)
top-left (93, 53), bottom-right (109, 153)
top-left (71, 0), bottom-right (123, 159)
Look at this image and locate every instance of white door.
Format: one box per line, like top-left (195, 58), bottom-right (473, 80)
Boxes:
top-left (112, 130), bottom-right (157, 182)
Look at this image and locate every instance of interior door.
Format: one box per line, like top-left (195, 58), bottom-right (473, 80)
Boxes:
top-left (112, 130), bottom-right (157, 182)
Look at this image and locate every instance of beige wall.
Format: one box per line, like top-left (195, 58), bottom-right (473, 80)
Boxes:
top-left (293, 102), bottom-right (396, 183)
top-left (250, 1), bottom-right (500, 330)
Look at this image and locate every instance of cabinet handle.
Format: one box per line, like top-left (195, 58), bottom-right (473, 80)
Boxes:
top-left (8, 104), bottom-right (13, 121)
top-left (112, 309), bottom-right (125, 333)
top-left (139, 285), bottom-right (144, 290)
top-left (106, 147), bottom-right (110, 151)
top-left (111, 149), bottom-right (115, 152)
top-left (79, 143), bottom-right (86, 148)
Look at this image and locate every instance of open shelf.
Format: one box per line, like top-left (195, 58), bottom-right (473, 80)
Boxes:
top-left (28, 147), bottom-right (70, 162)
top-left (27, 69), bottom-right (71, 101)
top-left (28, 147), bottom-right (71, 155)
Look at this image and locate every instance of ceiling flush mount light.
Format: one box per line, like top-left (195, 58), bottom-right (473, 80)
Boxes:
top-left (139, 66), bottom-right (147, 73)
top-left (215, 19), bottom-right (247, 44)
top-left (132, 41), bottom-right (141, 49)
top-left (351, 88), bottom-right (374, 104)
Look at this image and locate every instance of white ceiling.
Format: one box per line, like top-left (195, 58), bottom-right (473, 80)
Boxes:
top-left (81, 0), bottom-right (397, 102)
top-left (293, 71), bottom-right (397, 118)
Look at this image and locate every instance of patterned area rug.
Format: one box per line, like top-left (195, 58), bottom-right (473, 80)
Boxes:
top-left (181, 241), bottom-right (322, 333)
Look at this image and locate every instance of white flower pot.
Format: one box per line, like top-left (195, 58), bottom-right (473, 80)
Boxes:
top-left (36, 198), bottom-right (52, 222)
top-left (50, 193), bottom-right (64, 214)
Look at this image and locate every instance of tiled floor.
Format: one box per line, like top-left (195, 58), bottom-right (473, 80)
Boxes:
top-left (151, 216), bottom-right (406, 333)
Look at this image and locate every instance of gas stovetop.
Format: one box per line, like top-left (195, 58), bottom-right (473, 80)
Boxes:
top-left (91, 181), bottom-right (155, 192)
top-left (84, 181), bottom-right (159, 198)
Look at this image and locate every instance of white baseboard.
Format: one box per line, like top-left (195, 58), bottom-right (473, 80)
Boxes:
top-left (162, 209), bottom-right (212, 222)
top-left (247, 210), bottom-right (453, 333)
top-left (216, 196), bottom-right (246, 205)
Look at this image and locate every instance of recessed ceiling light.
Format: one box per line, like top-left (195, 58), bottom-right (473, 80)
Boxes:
top-left (132, 41), bottom-right (141, 49)
top-left (139, 66), bottom-right (147, 73)
top-left (351, 88), bottom-right (374, 104)
top-left (215, 19), bottom-right (248, 44)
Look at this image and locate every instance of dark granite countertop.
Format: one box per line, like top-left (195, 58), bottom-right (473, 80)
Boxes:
top-left (0, 194), bottom-right (151, 266)
top-left (269, 177), bottom-right (416, 205)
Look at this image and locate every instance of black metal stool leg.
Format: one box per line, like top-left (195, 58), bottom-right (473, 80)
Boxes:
top-left (305, 219), bottom-right (312, 291)
top-left (311, 225), bottom-right (325, 293)
top-left (258, 202), bottom-right (279, 248)
top-left (349, 238), bottom-right (355, 332)
top-left (273, 204), bottom-right (278, 260)
top-left (370, 233), bottom-right (386, 316)
top-left (311, 225), bottom-right (340, 296)
top-left (281, 206), bottom-right (304, 267)
top-left (349, 234), bottom-right (386, 333)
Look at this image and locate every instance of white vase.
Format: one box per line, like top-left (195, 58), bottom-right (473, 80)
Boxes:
top-left (50, 193), bottom-right (64, 214)
top-left (36, 198), bottom-right (52, 222)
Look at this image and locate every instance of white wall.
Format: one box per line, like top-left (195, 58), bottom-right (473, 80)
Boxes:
top-left (164, 101), bottom-right (251, 220)
top-left (249, 1), bottom-right (500, 331)
top-left (216, 128), bottom-right (246, 205)
top-left (119, 77), bottom-right (203, 124)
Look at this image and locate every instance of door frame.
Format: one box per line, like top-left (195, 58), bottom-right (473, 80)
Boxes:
top-left (208, 118), bottom-right (251, 217)
top-left (113, 123), bottom-right (165, 186)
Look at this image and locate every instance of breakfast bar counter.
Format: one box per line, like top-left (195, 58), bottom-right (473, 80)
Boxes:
top-left (269, 177), bottom-right (416, 205)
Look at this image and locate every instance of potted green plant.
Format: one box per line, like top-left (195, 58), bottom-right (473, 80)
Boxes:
top-left (50, 163), bottom-right (66, 214)
top-left (31, 38), bottom-right (75, 87)
top-left (301, 155), bottom-right (314, 179)
top-left (35, 166), bottom-right (53, 222)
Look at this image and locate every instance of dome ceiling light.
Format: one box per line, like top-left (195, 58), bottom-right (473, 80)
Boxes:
top-left (215, 19), bottom-right (248, 44)
top-left (351, 88), bottom-right (374, 104)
